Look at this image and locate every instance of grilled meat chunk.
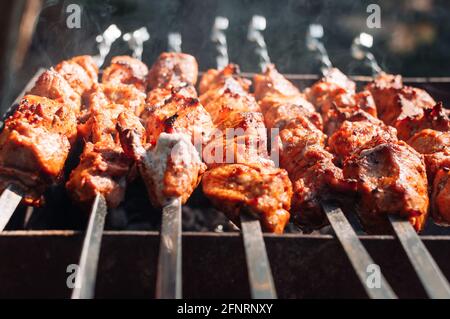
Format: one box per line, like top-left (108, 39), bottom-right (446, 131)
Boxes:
top-left (254, 65), bottom-right (323, 130)
top-left (144, 94), bottom-right (214, 148)
top-left (343, 138), bottom-right (429, 233)
top-left (102, 55), bottom-right (149, 92)
top-left (202, 163), bottom-right (292, 234)
top-left (147, 52), bottom-right (198, 90)
top-left (366, 72), bottom-right (436, 132)
top-left (0, 95), bottom-right (76, 205)
top-left (329, 117), bottom-right (398, 163)
top-left (117, 113), bottom-right (206, 206)
top-left (306, 68), bottom-right (377, 135)
top-left (29, 69), bottom-right (82, 113)
top-left (367, 72), bottom-right (450, 226)
top-left (65, 139), bottom-right (131, 209)
top-left (54, 55), bottom-right (98, 98)
top-left (394, 103), bottom-right (450, 140)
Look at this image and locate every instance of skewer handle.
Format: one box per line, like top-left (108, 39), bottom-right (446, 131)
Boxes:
top-left (351, 33), bottom-right (382, 75)
top-left (323, 202), bottom-right (397, 299)
top-left (71, 194), bottom-right (107, 299)
top-left (211, 16), bottom-right (229, 70)
top-left (156, 197), bottom-right (182, 299)
top-left (389, 216), bottom-right (450, 299)
top-left (247, 15), bottom-right (271, 72)
top-left (306, 24), bottom-right (333, 75)
top-left (93, 24), bottom-right (122, 67)
top-left (240, 214), bottom-right (277, 299)
top-left (123, 27), bottom-right (150, 61)
top-left (168, 32), bottom-right (182, 54)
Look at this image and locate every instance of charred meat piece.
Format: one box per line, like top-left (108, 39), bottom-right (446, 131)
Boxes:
top-left (117, 113), bottom-right (206, 206)
top-left (102, 56), bottom-right (149, 92)
top-left (0, 95), bottom-right (76, 205)
top-left (367, 73), bottom-right (450, 226)
top-left (366, 72), bottom-right (436, 130)
top-left (408, 129), bottom-right (450, 225)
top-left (144, 93), bottom-right (214, 148)
top-left (29, 69), bottom-right (82, 113)
top-left (199, 64), bottom-right (251, 95)
top-left (343, 138), bottom-right (429, 233)
top-left (147, 52), bottom-right (198, 90)
top-left (202, 163), bottom-right (292, 234)
top-left (65, 140), bottom-right (131, 209)
top-left (394, 103), bottom-right (450, 141)
top-left (200, 64), bottom-right (292, 233)
top-left (66, 103), bottom-right (136, 208)
top-left (329, 117), bottom-right (398, 164)
top-left (54, 55), bottom-right (98, 99)
top-left (254, 65), bottom-right (323, 130)
top-left (432, 168), bottom-right (450, 225)
top-left (306, 69), bottom-right (377, 135)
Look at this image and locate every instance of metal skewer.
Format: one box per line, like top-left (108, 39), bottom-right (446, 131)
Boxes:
top-left (210, 15), bottom-right (277, 299)
top-left (211, 16), bottom-right (230, 70)
top-left (0, 186), bottom-right (23, 231)
top-left (155, 197), bottom-right (182, 299)
top-left (240, 213), bottom-right (277, 299)
top-left (0, 69), bottom-right (47, 231)
top-left (304, 23), bottom-right (398, 298)
top-left (352, 32), bottom-right (450, 298)
top-left (323, 202), bottom-right (396, 298)
top-left (155, 33), bottom-right (184, 299)
top-left (72, 25), bottom-right (145, 299)
top-left (94, 24), bottom-right (122, 67)
top-left (71, 193), bottom-right (107, 299)
top-left (123, 27), bottom-right (150, 61)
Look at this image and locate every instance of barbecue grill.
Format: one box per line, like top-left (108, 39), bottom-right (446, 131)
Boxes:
top-left (1, 70), bottom-right (450, 299)
top-left (1, 0), bottom-right (450, 300)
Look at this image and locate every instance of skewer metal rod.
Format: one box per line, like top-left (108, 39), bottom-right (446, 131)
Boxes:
top-left (0, 186), bottom-right (23, 231)
top-left (156, 197), bottom-right (182, 299)
top-left (323, 202), bottom-right (397, 299)
top-left (388, 216), bottom-right (450, 299)
top-left (71, 193), bottom-right (107, 299)
top-left (240, 214), bottom-right (277, 299)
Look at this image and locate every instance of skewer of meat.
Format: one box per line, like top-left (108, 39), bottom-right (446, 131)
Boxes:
top-left (199, 63), bottom-right (291, 300)
top-left (0, 55), bottom-right (98, 231)
top-left (252, 22), bottom-right (399, 299)
top-left (117, 50), bottom-right (212, 299)
top-left (304, 30), bottom-right (450, 298)
top-left (310, 66), bottom-right (450, 298)
top-left (69, 55), bottom-right (148, 299)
